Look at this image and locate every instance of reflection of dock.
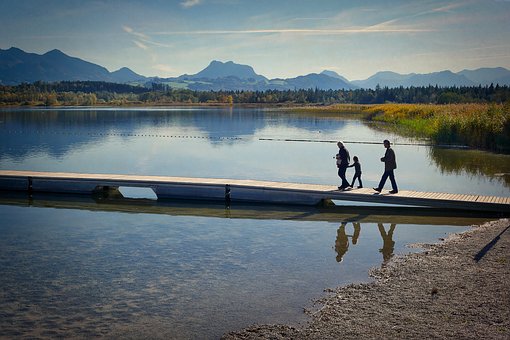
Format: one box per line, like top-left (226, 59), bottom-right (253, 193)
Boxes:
top-left (0, 170), bottom-right (509, 213)
top-left (0, 192), bottom-right (497, 226)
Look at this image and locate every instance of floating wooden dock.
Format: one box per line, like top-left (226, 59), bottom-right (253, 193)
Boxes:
top-left (0, 170), bottom-right (508, 213)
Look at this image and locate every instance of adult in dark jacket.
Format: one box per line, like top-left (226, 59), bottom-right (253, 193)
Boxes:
top-left (373, 139), bottom-right (398, 194)
top-left (336, 141), bottom-right (350, 190)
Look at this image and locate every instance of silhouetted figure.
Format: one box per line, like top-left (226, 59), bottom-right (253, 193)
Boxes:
top-left (378, 223), bottom-right (396, 262)
top-left (336, 141), bottom-right (351, 190)
top-left (348, 156), bottom-right (363, 188)
top-left (352, 222), bottom-right (361, 245)
top-left (335, 222), bottom-right (362, 262)
top-left (335, 222), bottom-right (349, 262)
top-left (373, 140), bottom-right (398, 194)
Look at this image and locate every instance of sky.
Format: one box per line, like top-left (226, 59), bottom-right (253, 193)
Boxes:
top-left (1, 0), bottom-right (509, 80)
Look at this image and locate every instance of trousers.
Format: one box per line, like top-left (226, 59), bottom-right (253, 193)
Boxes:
top-left (351, 173), bottom-right (362, 187)
top-left (338, 166), bottom-right (350, 188)
top-left (378, 170), bottom-right (398, 191)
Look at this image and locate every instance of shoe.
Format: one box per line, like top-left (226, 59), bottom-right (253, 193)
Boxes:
top-left (389, 190), bottom-right (398, 194)
top-left (357, 186), bottom-right (363, 189)
top-left (338, 186), bottom-right (344, 190)
top-left (373, 187), bottom-right (381, 192)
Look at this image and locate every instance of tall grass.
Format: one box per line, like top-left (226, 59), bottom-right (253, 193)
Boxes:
top-left (364, 103), bottom-right (510, 152)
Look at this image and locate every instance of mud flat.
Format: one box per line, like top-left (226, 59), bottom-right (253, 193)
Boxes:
top-left (224, 218), bottom-right (510, 339)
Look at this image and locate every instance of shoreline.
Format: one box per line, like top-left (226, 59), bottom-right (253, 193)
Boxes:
top-left (223, 218), bottom-right (510, 339)
top-left (2, 103), bottom-right (507, 154)
top-left (0, 102), bottom-right (310, 109)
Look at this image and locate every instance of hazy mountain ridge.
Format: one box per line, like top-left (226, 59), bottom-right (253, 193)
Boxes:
top-left (458, 67), bottom-right (510, 86)
top-left (149, 60), bottom-right (356, 91)
top-left (1, 47), bottom-right (509, 90)
top-left (0, 47), bottom-right (145, 85)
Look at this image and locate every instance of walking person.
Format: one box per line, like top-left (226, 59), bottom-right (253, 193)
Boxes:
top-left (373, 139), bottom-right (398, 194)
top-left (335, 141), bottom-right (350, 190)
top-left (348, 156), bottom-right (363, 188)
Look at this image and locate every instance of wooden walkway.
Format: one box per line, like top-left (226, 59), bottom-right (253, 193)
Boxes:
top-left (0, 170), bottom-right (508, 213)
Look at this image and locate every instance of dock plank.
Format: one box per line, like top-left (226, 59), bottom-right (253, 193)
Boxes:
top-left (0, 170), bottom-right (508, 213)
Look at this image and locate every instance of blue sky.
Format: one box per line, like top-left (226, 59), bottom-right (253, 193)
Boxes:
top-left (1, 0), bottom-right (509, 80)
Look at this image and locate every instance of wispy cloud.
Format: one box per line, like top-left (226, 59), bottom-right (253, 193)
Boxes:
top-left (354, 1), bottom-right (469, 35)
top-left (123, 25), bottom-right (173, 49)
top-left (133, 40), bottom-right (148, 50)
top-left (386, 1), bottom-right (468, 24)
top-left (290, 17), bottom-right (334, 22)
top-left (152, 27), bottom-right (434, 36)
top-left (122, 25), bottom-right (150, 40)
top-left (181, 0), bottom-right (201, 8)
top-left (429, 2), bottom-right (465, 14)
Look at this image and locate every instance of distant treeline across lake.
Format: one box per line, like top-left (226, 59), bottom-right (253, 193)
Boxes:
top-left (0, 81), bottom-right (509, 106)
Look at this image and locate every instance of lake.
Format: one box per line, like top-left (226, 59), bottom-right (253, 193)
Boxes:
top-left (0, 107), bottom-right (508, 339)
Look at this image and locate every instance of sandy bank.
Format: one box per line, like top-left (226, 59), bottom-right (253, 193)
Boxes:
top-left (224, 219), bottom-right (510, 339)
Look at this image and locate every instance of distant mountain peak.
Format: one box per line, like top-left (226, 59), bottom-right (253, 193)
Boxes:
top-left (190, 60), bottom-right (266, 81)
top-left (320, 70), bottom-right (350, 83)
top-left (285, 72), bottom-right (356, 90)
top-left (43, 49), bottom-right (67, 57)
top-left (113, 66), bottom-right (135, 73)
top-left (6, 46), bottom-right (24, 52)
top-left (370, 71), bottom-right (414, 78)
top-left (2, 47), bottom-right (28, 56)
top-left (111, 67), bottom-right (146, 82)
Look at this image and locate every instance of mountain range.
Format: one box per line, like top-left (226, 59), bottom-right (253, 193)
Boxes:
top-left (1, 47), bottom-right (510, 90)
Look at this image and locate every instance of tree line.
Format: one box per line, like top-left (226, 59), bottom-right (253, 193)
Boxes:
top-left (1, 81), bottom-right (509, 106)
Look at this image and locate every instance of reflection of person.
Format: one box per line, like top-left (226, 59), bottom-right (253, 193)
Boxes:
top-left (336, 141), bottom-right (351, 190)
top-left (335, 223), bottom-right (349, 262)
top-left (334, 222), bottom-right (362, 262)
top-left (373, 140), bottom-right (398, 194)
top-left (352, 222), bottom-right (361, 245)
top-left (378, 223), bottom-right (396, 262)
top-left (348, 156), bottom-right (363, 188)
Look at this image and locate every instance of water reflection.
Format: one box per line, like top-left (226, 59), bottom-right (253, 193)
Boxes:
top-left (0, 194), bottom-right (497, 340)
top-left (334, 222), bottom-right (361, 262)
top-left (334, 222), bottom-right (396, 263)
top-left (429, 147), bottom-right (510, 188)
top-left (0, 108), bottom-right (347, 159)
top-left (378, 223), bottom-right (396, 262)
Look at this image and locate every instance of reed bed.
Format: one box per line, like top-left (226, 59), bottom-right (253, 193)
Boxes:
top-left (363, 103), bottom-right (510, 152)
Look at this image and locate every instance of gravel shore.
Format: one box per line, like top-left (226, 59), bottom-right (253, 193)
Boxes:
top-left (224, 218), bottom-right (510, 339)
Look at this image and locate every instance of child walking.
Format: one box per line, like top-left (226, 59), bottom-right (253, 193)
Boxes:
top-left (348, 156), bottom-right (363, 188)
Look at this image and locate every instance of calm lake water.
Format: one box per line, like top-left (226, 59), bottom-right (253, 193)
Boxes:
top-left (0, 107), bottom-right (508, 339)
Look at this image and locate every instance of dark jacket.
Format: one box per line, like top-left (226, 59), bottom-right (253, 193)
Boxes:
top-left (337, 147), bottom-right (350, 168)
top-left (348, 162), bottom-right (362, 174)
top-left (381, 147), bottom-right (397, 171)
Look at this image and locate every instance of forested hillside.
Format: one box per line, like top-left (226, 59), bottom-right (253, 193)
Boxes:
top-left (1, 81), bottom-right (509, 106)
